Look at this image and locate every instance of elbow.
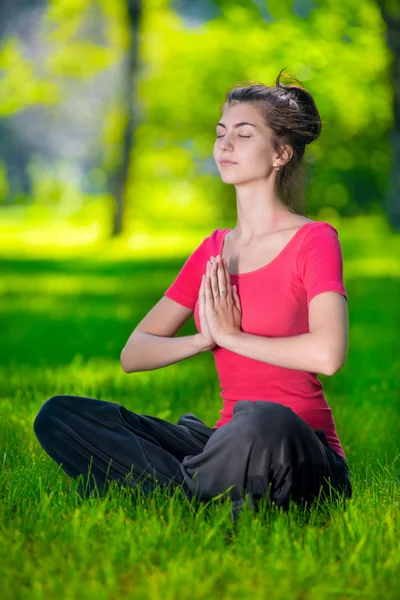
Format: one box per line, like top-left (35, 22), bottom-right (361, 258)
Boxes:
top-left (120, 349), bottom-right (128, 373)
top-left (120, 348), bottom-right (133, 374)
top-left (323, 363), bottom-right (339, 377)
top-left (323, 351), bottom-right (346, 377)
top-left (121, 333), bottom-right (143, 373)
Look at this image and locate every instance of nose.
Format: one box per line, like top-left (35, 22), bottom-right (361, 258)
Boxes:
top-left (220, 137), bottom-right (233, 151)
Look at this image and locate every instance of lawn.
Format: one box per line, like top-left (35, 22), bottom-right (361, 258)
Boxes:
top-left (0, 214), bottom-right (399, 599)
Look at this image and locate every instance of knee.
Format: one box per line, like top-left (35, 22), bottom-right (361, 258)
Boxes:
top-left (33, 395), bottom-right (67, 439)
top-left (237, 402), bottom-right (296, 442)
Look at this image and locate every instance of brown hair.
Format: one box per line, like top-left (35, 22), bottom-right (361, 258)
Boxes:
top-left (220, 68), bottom-right (322, 215)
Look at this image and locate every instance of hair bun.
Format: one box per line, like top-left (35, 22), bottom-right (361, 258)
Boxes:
top-left (284, 86), bottom-right (321, 144)
top-left (275, 69), bottom-right (322, 145)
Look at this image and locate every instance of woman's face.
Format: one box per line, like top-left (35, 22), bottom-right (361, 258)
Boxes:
top-left (213, 102), bottom-right (278, 183)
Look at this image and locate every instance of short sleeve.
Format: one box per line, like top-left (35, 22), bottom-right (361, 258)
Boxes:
top-left (163, 235), bottom-right (211, 310)
top-left (296, 223), bottom-right (347, 307)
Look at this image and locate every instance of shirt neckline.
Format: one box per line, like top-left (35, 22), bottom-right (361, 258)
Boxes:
top-left (219, 221), bottom-right (318, 278)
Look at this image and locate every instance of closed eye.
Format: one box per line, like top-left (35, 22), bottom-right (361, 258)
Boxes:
top-left (216, 135), bottom-right (251, 138)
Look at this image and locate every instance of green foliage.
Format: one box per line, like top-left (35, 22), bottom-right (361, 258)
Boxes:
top-left (267, 0), bottom-right (295, 20)
top-left (0, 0), bottom-right (395, 225)
top-left (27, 156), bottom-right (84, 210)
top-left (0, 38), bottom-right (60, 115)
top-left (139, 0), bottom-right (392, 219)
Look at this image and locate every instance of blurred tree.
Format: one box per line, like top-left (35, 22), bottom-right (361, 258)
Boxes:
top-left (377, 0), bottom-right (400, 231)
top-left (108, 0), bottom-right (142, 237)
top-left (0, 0), bottom-right (395, 234)
top-left (0, 0), bottom-right (58, 203)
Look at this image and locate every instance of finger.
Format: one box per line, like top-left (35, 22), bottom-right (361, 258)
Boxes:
top-left (209, 260), bottom-right (220, 298)
top-left (206, 260), bottom-right (212, 284)
top-left (216, 256), bottom-right (227, 297)
top-left (199, 273), bottom-right (205, 312)
top-left (204, 268), bottom-right (214, 302)
top-left (199, 275), bottom-right (209, 331)
top-left (199, 273), bottom-right (204, 300)
top-left (220, 257), bottom-right (233, 300)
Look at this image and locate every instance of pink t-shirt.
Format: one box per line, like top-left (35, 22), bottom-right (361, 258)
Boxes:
top-left (164, 221), bottom-right (348, 462)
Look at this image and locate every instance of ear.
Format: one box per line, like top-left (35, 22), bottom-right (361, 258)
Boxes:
top-left (275, 143), bottom-right (293, 168)
top-left (281, 144), bottom-right (293, 165)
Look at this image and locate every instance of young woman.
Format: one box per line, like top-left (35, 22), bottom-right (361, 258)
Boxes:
top-left (33, 70), bottom-right (353, 518)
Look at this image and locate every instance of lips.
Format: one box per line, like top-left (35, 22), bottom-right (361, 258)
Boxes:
top-left (220, 160), bottom-right (237, 166)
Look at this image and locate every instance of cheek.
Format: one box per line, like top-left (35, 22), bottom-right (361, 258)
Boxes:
top-left (248, 143), bottom-right (271, 166)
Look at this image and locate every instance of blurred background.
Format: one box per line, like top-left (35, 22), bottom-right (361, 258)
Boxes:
top-left (0, 1), bottom-right (399, 459)
top-left (1, 5), bottom-right (399, 596)
top-left (0, 8), bottom-right (400, 600)
top-left (0, 0), bottom-right (399, 258)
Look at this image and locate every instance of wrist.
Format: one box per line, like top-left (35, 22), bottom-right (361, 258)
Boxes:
top-left (193, 334), bottom-right (209, 353)
top-left (220, 330), bottom-right (242, 350)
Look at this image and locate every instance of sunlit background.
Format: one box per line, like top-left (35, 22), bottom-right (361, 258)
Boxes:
top-left (0, 0), bottom-right (398, 457)
top-left (0, 0), bottom-right (399, 258)
top-left (1, 2), bottom-right (400, 598)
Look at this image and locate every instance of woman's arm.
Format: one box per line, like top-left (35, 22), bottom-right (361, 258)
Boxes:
top-left (219, 330), bottom-right (331, 375)
top-left (219, 292), bottom-right (349, 376)
top-left (121, 332), bottom-right (207, 373)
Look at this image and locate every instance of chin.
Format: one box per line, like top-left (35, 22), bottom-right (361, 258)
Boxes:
top-left (219, 170), bottom-right (241, 179)
top-left (220, 176), bottom-right (241, 185)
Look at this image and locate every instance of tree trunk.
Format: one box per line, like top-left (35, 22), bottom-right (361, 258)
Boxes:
top-left (110, 0), bottom-right (142, 237)
top-left (378, 1), bottom-right (400, 232)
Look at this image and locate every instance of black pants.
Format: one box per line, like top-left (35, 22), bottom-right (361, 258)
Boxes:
top-left (33, 396), bottom-right (352, 512)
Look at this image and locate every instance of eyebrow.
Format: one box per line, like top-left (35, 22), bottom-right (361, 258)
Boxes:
top-left (216, 121), bottom-right (257, 129)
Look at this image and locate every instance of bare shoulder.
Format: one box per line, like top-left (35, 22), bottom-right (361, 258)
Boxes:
top-left (261, 216), bottom-right (316, 236)
top-left (279, 216), bottom-right (315, 234)
top-left (291, 216), bottom-right (315, 228)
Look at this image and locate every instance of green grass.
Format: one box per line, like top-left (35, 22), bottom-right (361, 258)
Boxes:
top-left (0, 214), bottom-right (399, 599)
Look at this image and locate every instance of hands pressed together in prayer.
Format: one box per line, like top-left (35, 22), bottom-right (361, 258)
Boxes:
top-left (198, 254), bottom-right (242, 351)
